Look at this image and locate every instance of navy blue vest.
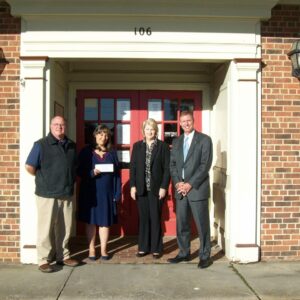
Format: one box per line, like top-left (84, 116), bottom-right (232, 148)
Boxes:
top-left (35, 133), bottom-right (77, 198)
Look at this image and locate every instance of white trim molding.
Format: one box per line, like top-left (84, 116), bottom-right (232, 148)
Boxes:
top-left (7, 0), bottom-right (279, 19)
top-left (19, 57), bottom-right (48, 264)
top-left (226, 59), bottom-right (261, 263)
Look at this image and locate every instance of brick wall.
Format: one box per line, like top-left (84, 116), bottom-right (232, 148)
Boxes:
top-left (261, 5), bottom-right (300, 260)
top-left (0, 1), bottom-right (299, 263)
top-left (0, 1), bottom-right (21, 262)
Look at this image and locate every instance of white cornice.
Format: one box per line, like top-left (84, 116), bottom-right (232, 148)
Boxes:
top-left (6, 0), bottom-right (279, 20)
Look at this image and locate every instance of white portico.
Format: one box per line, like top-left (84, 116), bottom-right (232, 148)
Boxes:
top-left (6, 0), bottom-right (279, 264)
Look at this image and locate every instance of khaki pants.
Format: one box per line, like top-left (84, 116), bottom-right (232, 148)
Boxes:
top-left (36, 196), bottom-right (73, 266)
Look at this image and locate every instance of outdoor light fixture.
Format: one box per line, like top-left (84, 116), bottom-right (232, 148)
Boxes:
top-left (287, 40), bottom-right (300, 78)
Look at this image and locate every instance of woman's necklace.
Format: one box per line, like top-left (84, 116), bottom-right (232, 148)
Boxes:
top-left (146, 139), bottom-right (154, 147)
top-left (95, 146), bottom-right (107, 158)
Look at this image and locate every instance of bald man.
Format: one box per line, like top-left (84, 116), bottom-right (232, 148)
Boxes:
top-left (26, 116), bottom-right (79, 272)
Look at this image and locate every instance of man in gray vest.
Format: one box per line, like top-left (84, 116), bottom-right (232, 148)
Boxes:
top-left (25, 116), bottom-right (79, 273)
top-left (168, 110), bottom-right (213, 269)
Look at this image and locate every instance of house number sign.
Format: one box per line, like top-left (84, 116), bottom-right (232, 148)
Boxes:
top-left (134, 27), bottom-right (152, 36)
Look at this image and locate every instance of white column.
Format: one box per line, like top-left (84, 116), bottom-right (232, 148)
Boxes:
top-left (226, 59), bottom-right (261, 263)
top-left (19, 57), bottom-right (48, 264)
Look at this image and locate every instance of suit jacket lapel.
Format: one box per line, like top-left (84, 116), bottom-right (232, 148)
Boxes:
top-left (139, 142), bottom-right (146, 169)
top-left (185, 131), bottom-right (198, 162)
top-left (178, 135), bottom-right (185, 166)
top-left (151, 141), bottom-right (158, 166)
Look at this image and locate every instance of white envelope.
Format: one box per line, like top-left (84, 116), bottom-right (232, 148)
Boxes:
top-left (95, 164), bottom-right (114, 172)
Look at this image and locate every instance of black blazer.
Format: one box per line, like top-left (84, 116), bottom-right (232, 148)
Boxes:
top-left (130, 139), bottom-right (170, 197)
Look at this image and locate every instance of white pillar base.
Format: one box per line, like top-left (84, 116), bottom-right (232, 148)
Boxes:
top-left (21, 247), bottom-right (37, 264)
top-left (232, 244), bottom-right (260, 263)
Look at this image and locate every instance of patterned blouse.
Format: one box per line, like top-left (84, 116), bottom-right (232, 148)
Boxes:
top-left (145, 138), bottom-right (157, 191)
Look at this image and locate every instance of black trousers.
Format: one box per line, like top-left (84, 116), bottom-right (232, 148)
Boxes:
top-left (136, 191), bottom-right (163, 253)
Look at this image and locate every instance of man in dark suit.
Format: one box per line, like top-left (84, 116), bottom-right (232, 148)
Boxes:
top-left (168, 110), bottom-right (213, 269)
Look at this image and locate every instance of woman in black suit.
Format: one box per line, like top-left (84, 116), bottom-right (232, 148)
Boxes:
top-left (130, 118), bottom-right (170, 258)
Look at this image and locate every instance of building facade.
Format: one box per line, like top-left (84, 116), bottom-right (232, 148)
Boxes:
top-left (261, 3), bottom-right (300, 260)
top-left (0, 0), bottom-right (299, 263)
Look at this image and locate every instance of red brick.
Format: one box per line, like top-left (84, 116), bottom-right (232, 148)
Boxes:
top-left (261, 4), bottom-right (300, 261)
top-left (0, 0), bottom-right (20, 263)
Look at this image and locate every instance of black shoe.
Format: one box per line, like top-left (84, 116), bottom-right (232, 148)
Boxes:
top-left (198, 258), bottom-right (213, 269)
top-left (152, 253), bottom-right (162, 259)
top-left (136, 252), bottom-right (149, 258)
top-left (167, 255), bottom-right (190, 264)
top-left (100, 255), bottom-right (111, 261)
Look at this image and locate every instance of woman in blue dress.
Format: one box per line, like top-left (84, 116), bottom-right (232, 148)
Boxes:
top-left (78, 125), bottom-right (121, 260)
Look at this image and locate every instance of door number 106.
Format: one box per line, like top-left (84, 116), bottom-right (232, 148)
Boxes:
top-left (134, 27), bottom-right (152, 36)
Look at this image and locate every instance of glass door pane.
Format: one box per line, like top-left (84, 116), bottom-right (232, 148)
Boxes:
top-left (84, 98), bottom-right (98, 120)
top-left (100, 98), bottom-right (114, 120)
top-left (117, 99), bottom-right (131, 121)
top-left (164, 99), bottom-right (177, 120)
top-left (148, 99), bottom-right (162, 121)
top-left (164, 123), bottom-right (177, 145)
top-left (181, 99), bottom-right (194, 112)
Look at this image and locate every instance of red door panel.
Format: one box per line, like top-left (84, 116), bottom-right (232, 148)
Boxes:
top-left (76, 90), bottom-right (202, 236)
top-left (140, 91), bottom-right (202, 235)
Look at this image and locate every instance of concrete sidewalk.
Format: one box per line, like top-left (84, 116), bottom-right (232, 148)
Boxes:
top-left (1, 260), bottom-right (300, 299)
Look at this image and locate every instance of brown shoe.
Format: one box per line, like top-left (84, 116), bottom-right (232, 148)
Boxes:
top-left (57, 258), bottom-right (80, 267)
top-left (38, 263), bottom-right (54, 273)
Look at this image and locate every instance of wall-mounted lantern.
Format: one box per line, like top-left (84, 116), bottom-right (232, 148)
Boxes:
top-left (287, 40), bottom-right (300, 79)
top-left (0, 48), bottom-right (9, 76)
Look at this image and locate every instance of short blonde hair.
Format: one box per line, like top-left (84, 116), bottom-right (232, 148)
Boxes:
top-left (142, 118), bottom-right (158, 137)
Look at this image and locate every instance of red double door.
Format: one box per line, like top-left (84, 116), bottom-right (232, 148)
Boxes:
top-left (76, 90), bottom-right (202, 236)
